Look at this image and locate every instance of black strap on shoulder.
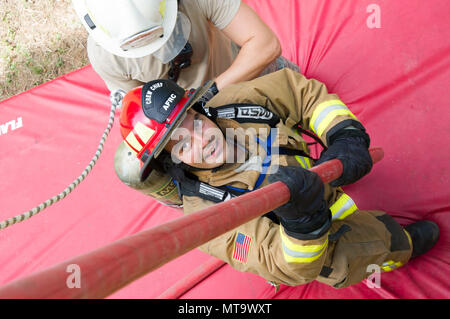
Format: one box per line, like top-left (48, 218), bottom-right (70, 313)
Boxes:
top-left (204, 103), bottom-right (281, 127)
top-left (166, 166), bottom-right (236, 203)
top-left (168, 42), bottom-right (193, 83)
top-left (156, 103), bottom-right (322, 203)
top-left (166, 164), bottom-right (280, 222)
top-left (204, 104), bottom-right (320, 159)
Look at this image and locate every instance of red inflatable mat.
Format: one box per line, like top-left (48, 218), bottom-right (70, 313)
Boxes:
top-left (0, 0), bottom-right (449, 299)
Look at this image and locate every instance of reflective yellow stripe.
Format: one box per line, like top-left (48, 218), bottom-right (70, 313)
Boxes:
top-left (292, 128), bottom-right (312, 169)
top-left (404, 229), bottom-right (413, 248)
top-left (330, 193), bottom-right (357, 220)
top-left (280, 228), bottom-right (328, 263)
top-left (316, 109), bottom-right (357, 137)
top-left (135, 121), bottom-right (155, 144)
top-left (159, 0), bottom-right (166, 18)
top-left (310, 100), bottom-right (346, 129)
top-left (381, 260), bottom-right (403, 272)
top-left (295, 155), bottom-right (312, 169)
top-left (125, 131), bottom-right (143, 153)
top-left (310, 100), bottom-right (358, 137)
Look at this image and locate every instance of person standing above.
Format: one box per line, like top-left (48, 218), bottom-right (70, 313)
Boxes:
top-left (72, 0), bottom-right (291, 98)
top-left (73, 0), bottom-right (299, 191)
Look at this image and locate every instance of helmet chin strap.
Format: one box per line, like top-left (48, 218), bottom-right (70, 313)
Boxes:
top-left (168, 42), bottom-right (193, 82)
top-left (158, 150), bottom-right (226, 173)
top-left (177, 161), bottom-right (226, 173)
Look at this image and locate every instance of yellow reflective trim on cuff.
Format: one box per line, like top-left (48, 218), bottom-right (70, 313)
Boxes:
top-left (330, 193), bottom-right (358, 220)
top-left (316, 109), bottom-right (358, 138)
top-left (310, 100), bottom-right (359, 138)
top-left (295, 155), bottom-right (311, 169)
top-left (310, 100), bottom-right (346, 131)
top-left (280, 228), bottom-right (328, 253)
top-left (282, 248), bottom-right (327, 263)
top-left (280, 227), bottom-right (328, 263)
top-left (381, 260), bottom-right (403, 272)
top-left (404, 229), bottom-right (413, 248)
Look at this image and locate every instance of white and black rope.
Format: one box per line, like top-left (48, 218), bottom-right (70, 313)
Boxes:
top-left (0, 90), bottom-right (126, 230)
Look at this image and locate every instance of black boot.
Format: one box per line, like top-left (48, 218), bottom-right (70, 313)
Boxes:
top-left (405, 220), bottom-right (440, 258)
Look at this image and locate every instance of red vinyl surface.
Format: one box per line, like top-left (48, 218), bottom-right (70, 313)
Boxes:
top-left (0, 0), bottom-right (449, 298)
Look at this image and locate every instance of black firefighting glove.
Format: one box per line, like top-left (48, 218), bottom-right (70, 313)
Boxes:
top-left (315, 126), bottom-right (372, 187)
top-left (268, 166), bottom-right (331, 240)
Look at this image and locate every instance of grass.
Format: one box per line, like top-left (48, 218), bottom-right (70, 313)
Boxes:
top-left (0, 0), bottom-right (89, 101)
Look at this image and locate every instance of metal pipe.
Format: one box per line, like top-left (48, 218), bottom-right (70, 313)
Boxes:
top-left (0, 148), bottom-right (384, 299)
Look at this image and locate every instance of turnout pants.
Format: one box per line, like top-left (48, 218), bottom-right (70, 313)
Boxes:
top-left (316, 209), bottom-right (412, 288)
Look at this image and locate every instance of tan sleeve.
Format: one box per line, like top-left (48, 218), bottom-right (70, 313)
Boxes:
top-left (195, 0), bottom-right (241, 30)
top-left (183, 195), bottom-right (329, 286)
top-left (210, 68), bottom-right (362, 145)
top-left (87, 36), bottom-right (145, 93)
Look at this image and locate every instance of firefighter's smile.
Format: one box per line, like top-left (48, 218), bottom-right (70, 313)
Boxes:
top-left (204, 136), bottom-right (220, 161)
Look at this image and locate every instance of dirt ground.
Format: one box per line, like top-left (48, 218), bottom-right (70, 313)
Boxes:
top-left (0, 0), bottom-right (89, 101)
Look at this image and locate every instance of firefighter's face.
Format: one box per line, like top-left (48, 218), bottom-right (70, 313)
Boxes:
top-left (165, 109), bottom-right (227, 168)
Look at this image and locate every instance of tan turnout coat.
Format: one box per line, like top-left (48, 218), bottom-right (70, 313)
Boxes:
top-left (182, 68), bottom-right (412, 288)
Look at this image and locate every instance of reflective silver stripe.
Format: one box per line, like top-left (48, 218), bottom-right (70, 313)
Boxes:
top-left (295, 155), bottom-right (310, 169)
top-left (312, 104), bottom-right (349, 134)
top-left (281, 242), bottom-right (324, 258)
top-left (331, 196), bottom-right (356, 220)
top-left (199, 183), bottom-right (224, 199)
top-left (382, 261), bottom-right (402, 271)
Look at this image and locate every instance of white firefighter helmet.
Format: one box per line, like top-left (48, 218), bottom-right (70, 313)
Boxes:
top-left (72, 0), bottom-right (191, 62)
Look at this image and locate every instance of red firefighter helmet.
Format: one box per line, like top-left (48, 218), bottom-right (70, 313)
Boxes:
top-left (120, 79), bottom-right (213, 181)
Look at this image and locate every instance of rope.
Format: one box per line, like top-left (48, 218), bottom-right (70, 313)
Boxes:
top-left (0, 90), bottom-right (126, 230)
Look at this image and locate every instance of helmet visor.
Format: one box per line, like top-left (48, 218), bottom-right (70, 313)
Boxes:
top-left (152, 11), bottom-right (191, 64)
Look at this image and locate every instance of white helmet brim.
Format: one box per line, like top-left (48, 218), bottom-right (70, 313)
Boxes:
top-left (72, 0), bottom-right (183, 59)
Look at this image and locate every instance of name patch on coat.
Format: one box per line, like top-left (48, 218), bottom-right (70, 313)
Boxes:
top-left (232, 232), bottom-right (252, 264)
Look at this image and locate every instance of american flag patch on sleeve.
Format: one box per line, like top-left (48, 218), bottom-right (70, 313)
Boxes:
top-left (232, 232), bottom-right (252, 263)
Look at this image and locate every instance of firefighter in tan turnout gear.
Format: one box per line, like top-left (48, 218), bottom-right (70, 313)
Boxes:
top-left (73, 0), bottom-right (303, 205)
top-left (118, 68), bottom-right (440, 288)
